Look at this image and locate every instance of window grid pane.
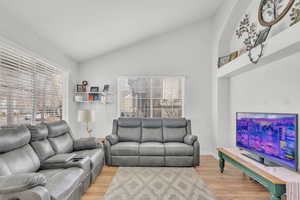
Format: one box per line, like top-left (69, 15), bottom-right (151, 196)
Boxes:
top-left (119, 77), bottom-right (184, 118)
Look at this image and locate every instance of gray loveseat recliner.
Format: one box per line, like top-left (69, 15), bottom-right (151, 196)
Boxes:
top-left (0, 120), bottom-right (104, 200)
top-left (105, 118), bottom-right (199, 167)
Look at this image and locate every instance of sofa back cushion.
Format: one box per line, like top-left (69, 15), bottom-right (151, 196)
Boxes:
top-left (0, 125), bottom-right (31, 153)
top-left (46, 120), bottom-right (71, 138)
top-left (117, 118), bottom-right (141, 142)
top-left (45, 121), bottom-right (74, 153)
top-left (162, 119), bottom-right (187, 142)
top-left (142, 119), bottom-right (163, 142)
top-left (31, 140), bottom-right (56, 161)
top-left (27, 124), bottom-right (49, 141)
top-left (0, 126), bottom-right (40, 175)
top-left (28, 124), bottom-right (55, 161)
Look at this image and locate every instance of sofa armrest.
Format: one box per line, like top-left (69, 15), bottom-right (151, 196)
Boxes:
top-left (41, 156), bottom-right (91, 171)
top-left (74, 137), bottom-right (100, 151)
top-left (42, 153), bottom-right (76, 164)
top-left (105, 134), bottom-right (119, 145)
top-left (104, 140), bottom-right (112, 165)
top-left (0, 186), bottom-right (50, 200)
top-left (184, 135), bottom-right (198, 145)
top-left (193, 141), bottom-right (200, 166)
top-left (0, 173), bottom-right (47, 194)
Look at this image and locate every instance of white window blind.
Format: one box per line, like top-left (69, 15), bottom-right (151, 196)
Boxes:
top-left (0, 43), bottom-right (63, 127)
top-left (118, 76), bottom-right (184, 118)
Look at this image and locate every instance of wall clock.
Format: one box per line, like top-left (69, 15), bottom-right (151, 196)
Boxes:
top-left (258, 0), bottom-right (295, 26)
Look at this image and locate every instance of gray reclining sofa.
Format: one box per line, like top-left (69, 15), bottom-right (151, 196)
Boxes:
top-left (105, 118), bottom-right (199, 167)
top-left (0, 120), bottom-right (104, 200)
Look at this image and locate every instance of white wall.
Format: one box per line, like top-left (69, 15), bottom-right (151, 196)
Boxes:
top-left (230, 53), bottom-right (300, 167)
top-left (0, 8), bottom-right (80, 137)
top-left (79, 20), bottom-right (214, 154)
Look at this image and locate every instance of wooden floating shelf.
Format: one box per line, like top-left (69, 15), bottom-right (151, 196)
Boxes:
top-left (217, 22), bottom-right (300, 78)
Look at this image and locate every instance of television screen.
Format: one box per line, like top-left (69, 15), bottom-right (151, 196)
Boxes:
top-left (236, 112), bottom-right (298, 170)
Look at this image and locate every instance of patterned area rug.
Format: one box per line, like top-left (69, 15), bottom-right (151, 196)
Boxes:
top-left (103, 167), bottom-right (216, 200)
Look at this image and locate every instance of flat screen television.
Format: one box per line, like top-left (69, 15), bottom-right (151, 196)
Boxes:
top-left (236, 112), bottom-right (298, 171)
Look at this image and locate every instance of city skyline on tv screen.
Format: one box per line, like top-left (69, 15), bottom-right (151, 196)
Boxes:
top-left (236, 113), bottom-right (298, 170)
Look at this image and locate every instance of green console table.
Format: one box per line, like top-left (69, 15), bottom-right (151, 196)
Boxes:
top-left (217, 148), bottom-right (286, 200)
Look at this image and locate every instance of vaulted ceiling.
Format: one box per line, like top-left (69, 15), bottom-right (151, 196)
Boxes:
top-left (0, 0), bottom-right (223, 62)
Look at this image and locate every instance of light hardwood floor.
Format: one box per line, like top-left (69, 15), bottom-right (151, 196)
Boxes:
top-left (81, 155), bottom-right (270, 200)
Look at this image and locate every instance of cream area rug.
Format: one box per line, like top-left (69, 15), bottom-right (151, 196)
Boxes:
top-left (103, 167), bottom-right (216, 200)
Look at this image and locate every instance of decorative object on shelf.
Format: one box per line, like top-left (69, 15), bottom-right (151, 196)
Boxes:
top-left (290, 1), bottom-right (300, 26)
top-left (103, 84), bottom-right (110, 92)
top-left (90, 86), bottom-right (99, 92)
top-left (258, 0), bottom-right (295, 26)
top-left (248, 0), bottom-right (295, 64)
top-left (78, 109), bottom-right (95, 137)
top-left (76, 84), bottom-right (86, 92)
top-left (238, 46), bottom-right (248, 56)
top-left (248, 27), bottom-right (271, 64)
top-left (229, 51), bottom-right (239, 61)
top-left (74, 95), bottom-right (83, 102)
top-left (74, 82), bottom-right (112, 103)
top-left (254, 27), bottom-right (271, 46)
top-left (93, 94), bottom-right (100, 101)
top-left (82, 80), bottom-right (88, 86)
top-left (218, 55), bottom-right (231, 68)
top-left (88, 94), bottom-right (94, 101)
top-left (236, 14), bottom-right (259, 51)
top-left (219, 0), bottom-right (297, 69)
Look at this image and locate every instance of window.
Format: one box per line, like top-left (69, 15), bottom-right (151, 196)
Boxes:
top-left (118, 76), bottom-right (184, 118)
top-left (0, 42), bottom-right (64, 127)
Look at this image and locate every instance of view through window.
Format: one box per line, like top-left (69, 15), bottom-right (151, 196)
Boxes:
top-left (118, 76), bottom-right (184, 118)
top-left (0, 43), bottom-right (64, 127)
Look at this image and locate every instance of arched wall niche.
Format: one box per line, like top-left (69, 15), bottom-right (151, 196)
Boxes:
top-left (212, 1), bottom-right (252, 150)
top-left (217, 1), bottom-right (252, 58)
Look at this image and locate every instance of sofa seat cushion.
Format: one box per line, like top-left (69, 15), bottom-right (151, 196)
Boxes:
top-left (139, 142), bottom-right (164, 156)
top-left (164, 143), bottom-right (193, 156)
top-left (111, 142), bottom-right (139, 156)
top-left (74, 149), bottom-right (104, 170)
top-left (38, 168), bottom-right (84, 200)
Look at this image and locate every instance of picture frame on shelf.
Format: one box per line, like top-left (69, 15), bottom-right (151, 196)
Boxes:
top-left (229, 51), bottom-right (239, 61)
top-left (103, 85), bottom-right (110, 92)
top-left (77, 84), bottom-right (86, 92)
top-left (254, 27), bottom-right (271, 47)
top-left (90, 86), bottom-right (99, 92)
top-left (290, 9), bottom-right (300, 26)
top-left (218, 55), bottom-right (230, 68)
